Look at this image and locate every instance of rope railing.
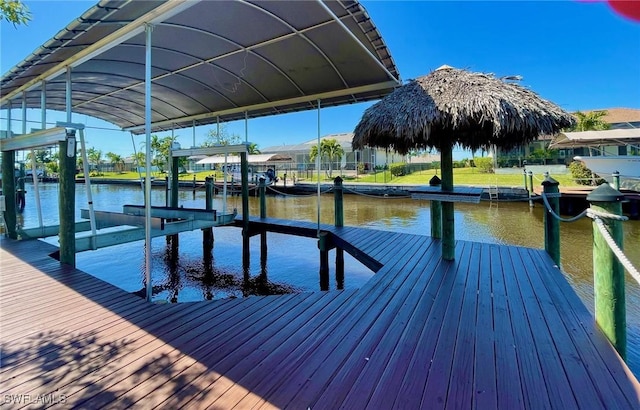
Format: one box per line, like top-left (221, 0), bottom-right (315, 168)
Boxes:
top-left (592, 216), bottom-right (640, 282)
top-left (540, 192), bottom-right (588, 222)
top-left (540, 192), bottom-right (639, 285)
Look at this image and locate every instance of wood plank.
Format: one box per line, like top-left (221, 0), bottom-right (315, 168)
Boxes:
top-left (445, 241), bottom-right (481, 408)
top-left (70, 294), bottom-right (307, 408)
top-left (335, 238), bottom-right (448, 408)
top-left (471, 242), bottom-right (498, 408)
top-left (526, 248), bottom-right (640, 407)
top-left (392, 241), bottom-right (471, 409)
top-left (489, 244), bottom-right (525, 409)
top-left (247, 237), bottom-right (431, 407)
top-left (518, 248), bottom-right (606, 408)
top-left (420, 241), bottom-right (475, 408)
top-left (500, 245), bottom-right (552, 408)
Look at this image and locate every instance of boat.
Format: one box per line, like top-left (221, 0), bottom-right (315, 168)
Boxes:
top-left (550, 128), bottom-right (640, 188)
top-left (573, 155), bottom-right (640, 180)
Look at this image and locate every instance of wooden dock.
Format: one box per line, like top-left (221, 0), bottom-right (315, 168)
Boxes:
top-left (1, 221), bottom-right (639, 408)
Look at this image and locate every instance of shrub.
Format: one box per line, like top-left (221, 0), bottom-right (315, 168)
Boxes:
top-left (389, 162), bottom-right (409, 177)
top-left (452, 159), bottom-right (468, 168)
top-left (473, 157), bottom-right (494, 173)
top-left (357, 162), bottom-right (365, 174)
top-left (569, 160), bottom-right (605, 186)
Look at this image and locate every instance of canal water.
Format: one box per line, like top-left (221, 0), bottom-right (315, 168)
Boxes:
top-left (12, 182), bottom-right (640, 375)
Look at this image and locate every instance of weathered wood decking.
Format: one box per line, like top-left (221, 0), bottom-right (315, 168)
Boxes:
top-left (1, 221), bottom-right (639, 408)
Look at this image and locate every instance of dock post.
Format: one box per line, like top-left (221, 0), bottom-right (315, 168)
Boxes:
top-left (165, 176), bottom-right (169, 207)
top-left (318, 231), bottom-right (330, 291)
top-left (334, 176), bottom-right (344, 289)
top-left (429, 175), bottom-right (442, 239)
top-left (612, 171), bottom-right (620, 191)
top-left (542, 173), bottom-right (561, 266)
top-left (259, 177), bottom-right (267, 268)
top-left (523, 169), bottom-right (528, 194)
top-left (59, 132), bottom-right (77, 266)
top-left (1, 150), bottom-right (17, 239)
top-left (527, 170), bottom-right (534, 208)
top-left (203, 176), bottom-right (214, 252)
top-left (440, 142), bottom-right (455, 260)
top-left (169, 155), bottom-right (180, 251)
top-left (193, 175), bottom-right (196, 198)
top-left (587, 184), bottom-right (626, 359)
top-left (240, 152), bottom-right (250, 276)
top-left (16, 162), bottom-right (25, 213)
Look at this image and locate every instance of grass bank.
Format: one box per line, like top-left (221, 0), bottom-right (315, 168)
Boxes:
top-left (82, 167), bottom-right (581, 188)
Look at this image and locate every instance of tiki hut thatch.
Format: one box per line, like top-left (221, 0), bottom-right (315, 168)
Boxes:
top-left (352, 65), bottom-right (575, 155)
top-left (352, 65), bottom-right (575, 260)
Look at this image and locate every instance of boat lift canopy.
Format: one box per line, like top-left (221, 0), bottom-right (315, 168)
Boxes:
top-left (550, 128), bottom-right (640, 148)
top-left (1, 0), bottom-right (400, 135)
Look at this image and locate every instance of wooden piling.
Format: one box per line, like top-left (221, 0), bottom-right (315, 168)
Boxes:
top-left (1, 150), bottom-right (17, 239)
top-left (58, 137), bottom-right (76, 267)
top-left (259, 177), bottom-right (267, 268)
top-left (587, 184), bottom-right (626, 359)
top-left (440, 142), bottom-right (455, 260)
top-left (241, 152), bottom-right (250, 273)
top-left (527, 170), bottom-right (534, 208)
top-left (318, 231), bottom-right (330, 291)
top-left (334, 177), bottom-right (344, 289)
top-left (542, 174), bottom-right (561, 266)
top-left (612, 171), bottom-right (620, 191)
top-left (203, 177), bottom-right (214, 251)
top-left (429, 175), bottom-right (442, 239)
top-left (169, 156), bottom-right (180, 252)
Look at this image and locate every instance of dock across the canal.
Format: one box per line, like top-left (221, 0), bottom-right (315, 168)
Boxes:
top-left (1, 220), bottom-right (638, 408)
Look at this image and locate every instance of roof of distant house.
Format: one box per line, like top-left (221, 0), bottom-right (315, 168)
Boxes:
top-left (576, 108), bottom-right (640, 125)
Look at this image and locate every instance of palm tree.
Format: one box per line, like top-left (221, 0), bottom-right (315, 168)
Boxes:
top-left (87, 147), bottom-right (103, 175)
top-left (106, 152), bottom-right (125, 173)
top-left (573, 110), bottom-right (610, 131)
top-left (248, 143), bottom-right (261, 154)
top-left (309, 138), bottom-right (344, 178)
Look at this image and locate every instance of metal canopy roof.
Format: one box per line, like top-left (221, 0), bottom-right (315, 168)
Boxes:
top-left (549, 128), bottom-right (640, 148)
top-left (1, 0), bottom-right (400, 135)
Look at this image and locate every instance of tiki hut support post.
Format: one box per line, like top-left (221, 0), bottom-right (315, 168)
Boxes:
top-left (440, 142), bottom-right (455, 260)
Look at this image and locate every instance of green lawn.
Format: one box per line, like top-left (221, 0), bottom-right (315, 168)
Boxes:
top-left (83, 167), bottom-right (581, 188)
top-left (356, 167), bottom-right (580, 188)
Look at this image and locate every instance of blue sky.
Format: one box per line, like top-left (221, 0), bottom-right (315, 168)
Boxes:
top-left (1, 0), bottom-right (639, 159)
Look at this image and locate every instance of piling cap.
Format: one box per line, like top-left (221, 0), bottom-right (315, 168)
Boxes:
top-left (541, 175), bottom-right (559, 187)
top-left (429, 175), bottom-right (442, 186)
top-left (586, 183), bottom-right (625, 203)
top-left (334, 176), bottom-right (343, 185)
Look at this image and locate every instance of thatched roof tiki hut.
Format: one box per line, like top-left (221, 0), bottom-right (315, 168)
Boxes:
top-left (352, 66), bottom-right (575, 260)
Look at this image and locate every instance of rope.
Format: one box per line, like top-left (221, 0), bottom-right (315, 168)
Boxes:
top-left (540, 192), bottom-right (588, 222)
top-left (539, 192), bottom-right (638, 282)
top-left (593, 217), bottom-right (640, 284)
top-left (343, 186), bottom-right (412, 199)
top-left (587, 208), bottom-right (629, 222)
top-left (267, 185), bottom-right (333, 197)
